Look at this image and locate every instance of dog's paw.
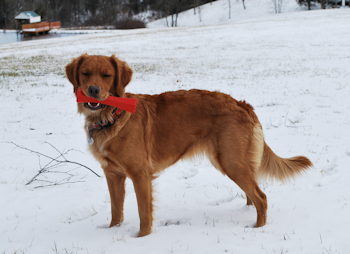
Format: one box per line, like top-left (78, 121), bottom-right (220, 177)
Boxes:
top-left (100, 108), bottom-right (115, 124)
top-left (138, 230), bottom-right (152, 237)
top-left (91, 115), bottom-right (114, 128)
top-left (109, 221), bottom-right (123, 228)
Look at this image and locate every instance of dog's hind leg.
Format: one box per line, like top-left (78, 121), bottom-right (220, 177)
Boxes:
top-left (224, 163), bottom-right (267, 227)
top-left (209, 124), bottom-right (267, 227)
top-left (208, 149), bottom-right (267, 226)
top-left (207, 146), bottom-right (256, 207)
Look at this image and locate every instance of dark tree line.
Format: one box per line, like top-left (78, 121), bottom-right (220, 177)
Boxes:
top-left (0, 0), bottom-right (214, 29)
top-left (296, 0), bottom-right (348, 10)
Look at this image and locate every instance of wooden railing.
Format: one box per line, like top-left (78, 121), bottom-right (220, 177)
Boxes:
top-left (22, 21), bottom-right (61, 34)
top-left (49, 21), bottom-right (61, 30)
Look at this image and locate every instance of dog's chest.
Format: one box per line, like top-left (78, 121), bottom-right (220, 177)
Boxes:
top-left (85, 128), bottom-right (113, 168)
top-left (88, 141), bottom-right (109, 168)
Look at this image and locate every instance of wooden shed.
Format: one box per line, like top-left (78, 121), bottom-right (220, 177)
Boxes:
top-left (15, 11), bottom-right (61, 35)
top-left (15, 11), bottom-right (41, 24)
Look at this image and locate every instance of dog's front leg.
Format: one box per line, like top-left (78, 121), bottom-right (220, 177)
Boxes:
top-left (130, 172), bottom-right (153, 237)
top-left (104, 170), bottom-right (126, 227)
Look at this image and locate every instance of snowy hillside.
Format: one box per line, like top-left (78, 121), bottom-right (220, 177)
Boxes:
top-left (1, 8), bottom-right (350, 254)
top-left (147, 0), bottom-right (303, 28)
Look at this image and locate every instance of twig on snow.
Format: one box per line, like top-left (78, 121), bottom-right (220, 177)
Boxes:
top-left (7, 141), bottom-right (101, 187)
top-left (284, 112), bottom-right (312, 129)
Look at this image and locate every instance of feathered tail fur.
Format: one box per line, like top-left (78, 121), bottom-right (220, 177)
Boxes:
top-left (258, 142), bottom-right (313, 183)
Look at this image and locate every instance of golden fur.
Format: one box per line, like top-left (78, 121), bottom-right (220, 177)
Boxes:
top-left (65, 54), bottom-right (313, 237)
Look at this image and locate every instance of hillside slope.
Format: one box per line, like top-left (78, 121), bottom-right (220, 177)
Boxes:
top-left (148, 0), bottom-right (303, 28)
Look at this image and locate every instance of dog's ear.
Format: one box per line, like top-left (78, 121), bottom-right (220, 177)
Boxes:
top-left (65, 54), bottom-right (87, 93)
top-left (110, 55), bottom-right (133, 97)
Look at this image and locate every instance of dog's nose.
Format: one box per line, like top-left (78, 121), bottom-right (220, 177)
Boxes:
top-left (88, 86), bottom-right (100, 97)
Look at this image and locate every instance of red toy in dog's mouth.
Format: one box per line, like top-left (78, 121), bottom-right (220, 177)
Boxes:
top-left (76, 87), bottom-right (137, 113)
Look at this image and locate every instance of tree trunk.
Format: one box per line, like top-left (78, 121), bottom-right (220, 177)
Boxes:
top-left (175, 13), bottom-right (178, 27)
top-left (228, 0), bottom-right (231, 19)
top-left (273, 0), bottom-right (277, 13)
top-left (198, 6), bottom-right (202, 22)
top-left (278, 0), bottom-right (282, 13)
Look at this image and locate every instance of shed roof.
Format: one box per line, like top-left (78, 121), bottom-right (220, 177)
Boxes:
top-left (15, 11), bottom-right (40, 20)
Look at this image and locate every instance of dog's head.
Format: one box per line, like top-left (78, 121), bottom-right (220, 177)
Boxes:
top-left (65, 54), bottom-right (133, 115)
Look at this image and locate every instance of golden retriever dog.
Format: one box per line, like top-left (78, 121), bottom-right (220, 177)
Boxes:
top-left (65, 54), bottom-right (312, 237)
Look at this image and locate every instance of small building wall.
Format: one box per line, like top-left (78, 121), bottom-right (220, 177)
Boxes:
top-left (29, 16), bottom-right (41, 23)
top-left (15, 12), bottom-right (41, 24)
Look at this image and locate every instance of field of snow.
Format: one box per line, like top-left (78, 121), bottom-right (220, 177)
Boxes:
top-left (147, 0), bottom-right (305, 28)
top-left (1, 8), bottom-right (350, 254)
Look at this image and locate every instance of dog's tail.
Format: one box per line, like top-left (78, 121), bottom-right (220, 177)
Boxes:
top-left (258, 142), bottom-right (312, 183)
top-left (251, 124), bottom-right (312, 183)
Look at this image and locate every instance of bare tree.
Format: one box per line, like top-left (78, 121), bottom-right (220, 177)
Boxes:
top-left (194, 0), bottom-right (202, 22)
top-left (164, 0), bottom-right (180, 27)
top-left (198, 5), bottom-right (201, 22)
top-left (228, 0), bottom-right (231, 19)
top-left (272, 0), bottom-right (282, 13)
top-left (307, 0), bottom-right (311, 9)
top-left (171, 12), bottom-right (178, 27)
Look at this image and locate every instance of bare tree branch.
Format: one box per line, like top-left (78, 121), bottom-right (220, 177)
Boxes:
top-left (33, 181), bottom-right (85, 189)
top-left (6, 142), bottom-right (101, 187)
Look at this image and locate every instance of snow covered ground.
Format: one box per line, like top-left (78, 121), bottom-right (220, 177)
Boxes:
top-left (147, 0), bottom-right (305, 28)
top-left (1, 7), bottom-right (350, 254)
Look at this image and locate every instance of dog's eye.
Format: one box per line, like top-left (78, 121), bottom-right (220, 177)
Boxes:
top-left (103, 74), bottom-right (111, 78)
top-left (82, 72), bottom-right (89, 76)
